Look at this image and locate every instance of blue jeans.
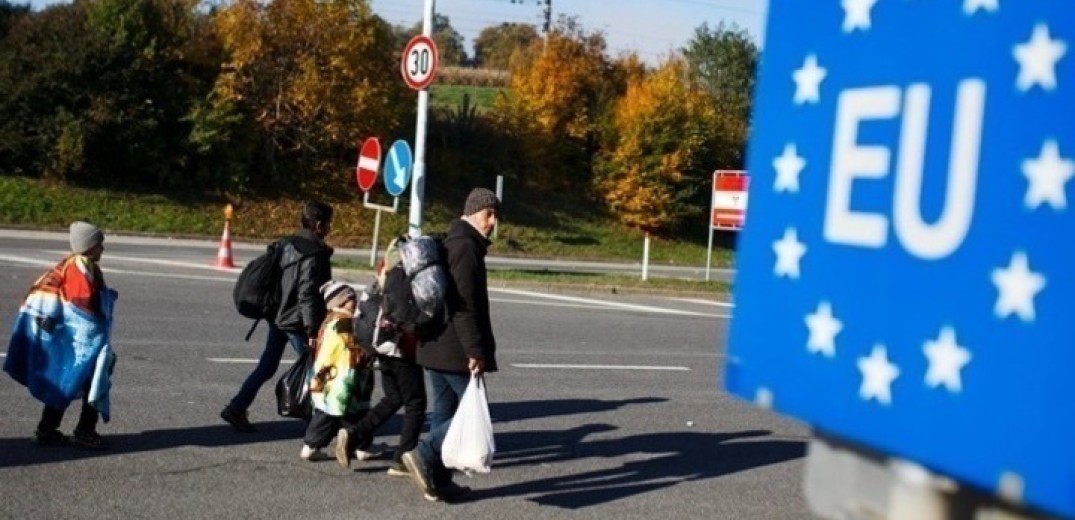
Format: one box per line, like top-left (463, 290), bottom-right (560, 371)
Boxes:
top-left (229, 324), bottom-right (307, 411)
top-left (417, 369), bottom-right (470, 489)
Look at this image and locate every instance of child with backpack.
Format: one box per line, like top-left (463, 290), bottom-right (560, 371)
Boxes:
top-left (300, 281), bottom-right (377, 461)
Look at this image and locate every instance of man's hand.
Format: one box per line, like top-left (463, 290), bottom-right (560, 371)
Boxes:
top-left (468, 357), bottom-right (485, 376)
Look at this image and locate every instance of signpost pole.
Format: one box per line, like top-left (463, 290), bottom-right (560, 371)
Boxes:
top-left (370, 207), bottom-right (382, 267)
top-left (408, 0), bottom-right (436, 238)
top-left (642, 231), bottom-right (650, 281)
top-left (706, 226), bottom-right (714, 282)
top-left (492, 175), bottom-right (503, 239)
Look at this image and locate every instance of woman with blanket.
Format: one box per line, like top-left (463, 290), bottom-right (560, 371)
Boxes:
top-left (4, 221), bottom-right (116, 450)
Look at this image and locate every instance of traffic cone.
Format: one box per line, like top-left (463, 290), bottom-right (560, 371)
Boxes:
top-left (214, 220), bottom-right (235, 269)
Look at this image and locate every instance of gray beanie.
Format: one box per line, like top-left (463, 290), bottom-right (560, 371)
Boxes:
top-left (463, 188), bottom-right (500, 216)
top-left (69, 221), bottom-right (104, 254)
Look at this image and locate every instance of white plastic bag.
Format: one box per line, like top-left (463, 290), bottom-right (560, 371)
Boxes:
top-left (441, 375), bottom-right (495, 474)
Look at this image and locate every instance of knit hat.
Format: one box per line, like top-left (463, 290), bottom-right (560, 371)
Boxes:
top-left (69, 221), bottom-right (104, 254)
top-left (320, 280), bottom-right (356, 310)
top-left (463, 187), bottom-right (500, 216)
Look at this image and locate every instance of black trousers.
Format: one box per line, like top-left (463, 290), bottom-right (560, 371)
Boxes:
top-left (38, 378), bottom-right (98, 433)
top-left (303, 369), bottom-right (377, 449)
top-left (345, 355), bottom-right (426, 463)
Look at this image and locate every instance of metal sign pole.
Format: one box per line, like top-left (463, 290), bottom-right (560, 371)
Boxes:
top-left (370, 208), bottom-right (382, 267)
top-left (408, 0), bottom-right (435, 238)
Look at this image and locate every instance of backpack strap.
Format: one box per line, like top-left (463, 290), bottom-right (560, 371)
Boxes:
top-left (244, 318), bottom-right (262, 342)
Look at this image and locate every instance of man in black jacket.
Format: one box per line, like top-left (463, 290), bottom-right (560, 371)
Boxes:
top-left (221, 201), bottom-right (335, 433)
top-left (402, 188), bottom-right (499, 502)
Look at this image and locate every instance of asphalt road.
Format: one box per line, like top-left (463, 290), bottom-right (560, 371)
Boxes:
top-left (0, 232), bottom-right (811, 520)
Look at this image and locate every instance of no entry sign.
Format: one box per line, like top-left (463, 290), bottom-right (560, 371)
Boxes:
top-left (356, 137), bottom-right (381, 192)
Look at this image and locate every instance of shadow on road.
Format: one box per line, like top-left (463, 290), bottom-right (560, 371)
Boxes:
top-left (490, 397), bottom-right (666, 423)
top-left (0, 419), bottom-right (307, 468)
top-left (473, 425), bottom-right (805, 509)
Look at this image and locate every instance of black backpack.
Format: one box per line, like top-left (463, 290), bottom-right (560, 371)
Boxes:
top-left (233, 239), bottom-right (311, 340)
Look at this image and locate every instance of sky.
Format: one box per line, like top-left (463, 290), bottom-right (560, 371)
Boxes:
top-left (24, 0), bottom-right (769, 65)
top-left (371, 0), bottom-right (769, 64)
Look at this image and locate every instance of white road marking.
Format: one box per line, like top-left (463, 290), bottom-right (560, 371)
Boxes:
top-left (670, 297), bottom-right (735, 308)
top-left (208, 357), bottom-right (297, 364)
top-left (512, 363), bottom-right (690, 371)
top-left (492, 287), bottom-right (718, 317)
top-left (44, 250), bottom-right (241, 273)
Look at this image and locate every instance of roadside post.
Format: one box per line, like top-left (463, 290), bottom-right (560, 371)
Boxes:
top-left (726, 2), bottom-right (1075, 519)
top-left (356, 137), bottom-right (388, 266)
top-left (403, 4), bottom-right (439, 238)
top-left (492, 175), bottom-right (503, 239)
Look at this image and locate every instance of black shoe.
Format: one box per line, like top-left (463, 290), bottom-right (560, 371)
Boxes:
top-left (72, 429), bottom-right (108, 450)
top-left (220, 406), bottom-right (255, 433)
top-left (32, 429), bottom-right (68, 446)
top-left (401, 450), bottom-right (434, 498)
top-left (436, 482), bottom-right (472, 503)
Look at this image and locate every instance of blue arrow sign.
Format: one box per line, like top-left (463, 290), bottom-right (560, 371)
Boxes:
top-left (726, 2), bottom-right (1075, 517)
top-left (383, 140), bottom-right (413, 197)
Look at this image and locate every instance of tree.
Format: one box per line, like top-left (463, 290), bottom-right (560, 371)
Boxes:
top-left (595, 58), bottom-right (715, 233)
top-left (494, 18), bottom-right (619, 190)
top-left (681, 21), bottom-right (758, 170)
top-left (211, 0), bottom-right (411, 189)
top-left (401, 13), bottom-right (467, 66)
top-left (473, 22), bottom-right (538, 70)
top-left (0, 0), bottom-right (29, 39)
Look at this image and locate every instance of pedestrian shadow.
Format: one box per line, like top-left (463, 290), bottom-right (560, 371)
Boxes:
top-left (489, 397), bottom-right (667, 423)
top-left (471, 425), bottom-right (805, 509)
top-left (0, 419), bottom-right (307, 468)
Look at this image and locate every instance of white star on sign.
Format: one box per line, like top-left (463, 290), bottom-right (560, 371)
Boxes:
top-left (793, 54), bottom-right (827, 105)
top-left (773, 143), bottom-right (806, 193)
top-left (1013, 24), bottom-right (1067, 92)
top-left (772, 228), bottom-right (807, 279)
top-left (805, 301), bottom-right (843, 357)
top-left (923, 327), bottom-right (972, 393)
top-left (963, 0), bottom-right (998, 15)
top-left (858, 345), bottom-right (900, 405)
top-left (1023, 139), bottom-right (1075, 210)
top-left (841, 0), bottom-right (877, 33)
top-left (992, 251), bottom-right (1046, 322)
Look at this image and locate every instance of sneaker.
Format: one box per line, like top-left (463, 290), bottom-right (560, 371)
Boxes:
top-left (386, 462), bottom-right (409, 478)
top-left (401, 450), bottom-right (434, 498)
top-left (354, 446), bottom-right (381, 461)
top-left (300, 445), bottom-right (327, 461)
top-left (220, 406), bottom-right (255, 433)
top-left (335, 429), bottom-right (352, 469)
top-left (32, 429), bottom-right (68, 446)
top-left (71, 429), bottom-right (108, 450)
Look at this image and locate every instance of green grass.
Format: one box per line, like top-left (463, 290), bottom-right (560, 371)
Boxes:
top-left (429, 85), bottom-right (503, 113)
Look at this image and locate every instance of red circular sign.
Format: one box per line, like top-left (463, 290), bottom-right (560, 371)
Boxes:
top-left (400, 35), bottom-right (439, 90)
top-left (356, 137), bottom-right (381, 192)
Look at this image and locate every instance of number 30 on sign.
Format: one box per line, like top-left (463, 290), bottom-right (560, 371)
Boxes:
top-left (401, 35), bottom-right (439, 91)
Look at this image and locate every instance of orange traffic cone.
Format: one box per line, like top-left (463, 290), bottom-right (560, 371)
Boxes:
top-left (214, 219), bottom-right (235, 269)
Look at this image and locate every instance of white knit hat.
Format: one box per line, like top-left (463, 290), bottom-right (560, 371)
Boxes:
top-left (69, 221), bottom-right (104, 254)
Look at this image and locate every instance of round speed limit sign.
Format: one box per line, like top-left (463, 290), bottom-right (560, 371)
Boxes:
top-left (401, 35), bottom-right (439, 90)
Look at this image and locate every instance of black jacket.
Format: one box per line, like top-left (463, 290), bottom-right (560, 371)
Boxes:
top-left (274, 229), bottom-right (333, 335)
top-left (417, 218), bottom-right (498, 373)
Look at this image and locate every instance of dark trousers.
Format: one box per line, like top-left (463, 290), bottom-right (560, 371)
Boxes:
top-left (229, 324), bottom-right (306, 411)
top-left (344, 356), bottom-right (427, 463)
top-left (417, 369), bottom-right (470, 489)
top-left (304, 409), bottom-right (369, 449)
top-left (38, 378), bottom-right (97, 433)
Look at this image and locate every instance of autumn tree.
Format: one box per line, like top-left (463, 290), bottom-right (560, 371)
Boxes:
top-left (399, 13), bottom-right (467, 66)
top-left (494, 18), bottom-right (620, 190)
top-left (595, 58), bottom-right (716, 233)
top-left (210, 0), bottom-right (410, 190)
top-left (682, 21), bottom-right (758, 169)
top-left (473, 22), bottom-right (538, 70)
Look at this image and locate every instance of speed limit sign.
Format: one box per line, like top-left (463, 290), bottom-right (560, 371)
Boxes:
top-left (401, 35), bottom-right (439, 90)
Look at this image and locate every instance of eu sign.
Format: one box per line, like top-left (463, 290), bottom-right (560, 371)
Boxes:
top-left (725, 1), bottom-right (1075, 517)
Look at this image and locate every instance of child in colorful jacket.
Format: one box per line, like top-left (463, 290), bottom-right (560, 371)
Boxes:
top-left (300, 281), bottom-right (375, 461)
top-left (4, 221), bottom-right (115, 450)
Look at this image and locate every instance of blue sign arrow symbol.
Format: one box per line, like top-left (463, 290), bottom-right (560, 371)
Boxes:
top-left (383, 140), bottom-right (413, 197)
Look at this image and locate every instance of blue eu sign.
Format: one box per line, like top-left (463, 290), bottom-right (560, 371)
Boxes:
top-left (726, 1), bottom-right (1074, 517)
top-left (383, 140), bottom-right (413, 197)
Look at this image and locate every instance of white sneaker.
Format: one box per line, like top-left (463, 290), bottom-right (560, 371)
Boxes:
top-left (354, 445), bottom-right (383, 461)
top-left (300, 445), bottom-right (326, 461)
